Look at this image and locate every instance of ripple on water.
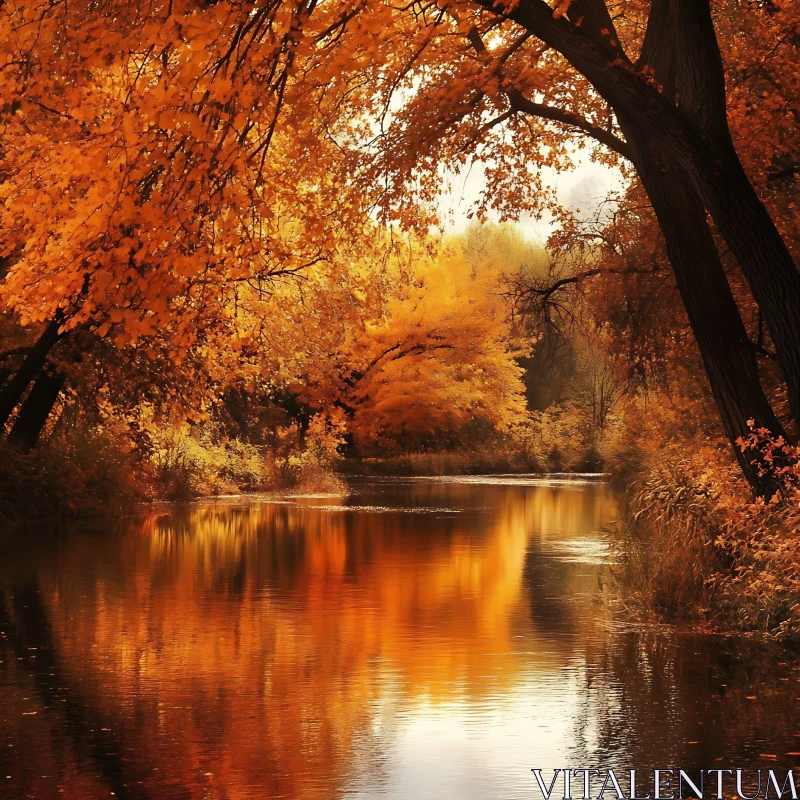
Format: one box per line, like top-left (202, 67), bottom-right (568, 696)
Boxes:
top-left (542, 537), bottom-right (614, 564)
top-left (397, 473), bottom-right (606, 487)
top-left (303, 504), bottom-right (462, 513)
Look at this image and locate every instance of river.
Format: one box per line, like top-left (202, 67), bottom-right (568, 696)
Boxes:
top-left (1, 476), bottom-right (798, 799)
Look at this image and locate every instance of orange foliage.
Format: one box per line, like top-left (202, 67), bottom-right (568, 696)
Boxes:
top-left (0, 0), bottom-right (798, 505)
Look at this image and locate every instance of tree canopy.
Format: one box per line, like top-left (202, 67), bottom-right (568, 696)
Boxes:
top-left (0, 0), bottom-right (799, 496)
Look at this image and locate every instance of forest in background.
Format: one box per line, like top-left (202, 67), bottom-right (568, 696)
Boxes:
top-left (0, 0), bottom-right (799, 634)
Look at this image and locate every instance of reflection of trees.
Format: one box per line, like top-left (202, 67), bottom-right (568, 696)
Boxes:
top-left (522, 483), bottom-right (613, 642)
top-left (0, 482), bottom-right (617, 799)
top-left (569, 631), bottom-right (800, 775)
top-left (0, 584), bottom-right (151, 799)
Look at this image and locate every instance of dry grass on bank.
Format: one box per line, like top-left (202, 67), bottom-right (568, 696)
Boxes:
top-left (608, 414), bottom-right (800, 638)
top-left (351, 408), bottom-right (609, 477)
top-left (352, 447), bottom-right (541, 477)
top-left (0, 415), bottom-right (346, 520)
top-left (0, 431), bottom-right (141, 520)
top-left (0, 403), bottom-right (611, 518)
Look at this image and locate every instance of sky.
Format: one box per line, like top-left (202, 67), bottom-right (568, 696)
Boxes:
top-left (438, 155), bottom-right (626, 245)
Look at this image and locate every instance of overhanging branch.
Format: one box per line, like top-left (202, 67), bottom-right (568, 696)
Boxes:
top-left (458, 15), bottom-right (632, 160)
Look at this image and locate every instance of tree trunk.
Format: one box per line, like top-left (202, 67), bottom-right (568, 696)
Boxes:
top-left (564, 0), bottom-right (787, 490)
top-left (8, 370), bottom-right (65, 453)
top-left (488, 0), bottom-right (800, 429)
top-left (556, 0), bottom-right (788, 491)
top-left (0, 313), bottom-right (63, 431)
top-left (666, 0), bottom-right (800, 427)
top-left (622, 2), bottom-right (787, 491)
top-left (622, 122), bottom-right (784, 493)
top-left (471, 0), bottom-right (794, 487)
top-left (688, 138), bottom-right (800, 429)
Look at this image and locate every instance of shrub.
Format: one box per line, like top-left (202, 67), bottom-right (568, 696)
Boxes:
top-left (0, 425), bottom-right (140, 520)
top-left (609, 413), bottom-right (800, 637)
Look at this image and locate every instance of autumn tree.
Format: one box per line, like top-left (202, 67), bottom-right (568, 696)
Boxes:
top-left (0, 0), bottom-right (376, 440)
top-left (2, 0), bottom-right (799, 494)
top-left (215, 233), bottom-right (528, 455)
top-left (341, 249), bottom-right (527, 453)
top-left (288, 0), bottom-right (799, 491)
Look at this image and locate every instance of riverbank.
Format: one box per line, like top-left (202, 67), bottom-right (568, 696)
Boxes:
top-left (607, 430), bottom-right (800, 640)
top-left (0, 418), bottom-right (605, 519)
top-left (0, 417), bottom-right (348, 520)
top-left (4, 418), bottom-right (799, 640)
top-left (342, 448), bottom-right (602, 478)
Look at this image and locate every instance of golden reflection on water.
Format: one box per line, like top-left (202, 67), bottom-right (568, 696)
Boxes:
top-left (1, 481), bottom-right (613, 799)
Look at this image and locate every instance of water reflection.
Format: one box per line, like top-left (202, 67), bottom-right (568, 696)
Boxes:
top-left (0, 479), bottom-right (798, 800)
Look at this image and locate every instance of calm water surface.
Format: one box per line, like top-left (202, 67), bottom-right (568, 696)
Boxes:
top-left (0, 477), bottom-right (798, 800)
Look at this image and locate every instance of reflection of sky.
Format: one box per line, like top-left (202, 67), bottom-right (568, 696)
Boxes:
top-left (542, 538), bottom-right (613, 564)
top-left (345, 669), bottom-right (598, 800)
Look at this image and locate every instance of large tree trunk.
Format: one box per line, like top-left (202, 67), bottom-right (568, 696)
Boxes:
top-left (489, 0), bottom-right (800, 425)
top-left (522, 0), bottom-right (789, 491)
top-left (690, 143), bottom-right (800, 427)
top-left (666, 0), bottom-right (800, 427)
top-left (0, 314), bottom-right (63, 431)
top-left (630, 0), bottom-right (788, 491)
top-left (8, 370), bottom-right (65, 452)
top-left (619, 0), bottom-right (786, 492)
top-left (625, 133), bottom-right (784, 493)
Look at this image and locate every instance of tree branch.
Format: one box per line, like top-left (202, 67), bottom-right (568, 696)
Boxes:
top-left (507, 88), bottom-right (632, 159)
top-left (458, 15), bottom-right (632, 159)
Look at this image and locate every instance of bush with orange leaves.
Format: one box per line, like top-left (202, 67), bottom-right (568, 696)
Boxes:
top-left (610, 401), bottom-right (800, 638)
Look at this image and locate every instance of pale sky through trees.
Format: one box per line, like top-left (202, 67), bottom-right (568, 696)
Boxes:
top-left (439, 156), bottom-right (625, 243)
